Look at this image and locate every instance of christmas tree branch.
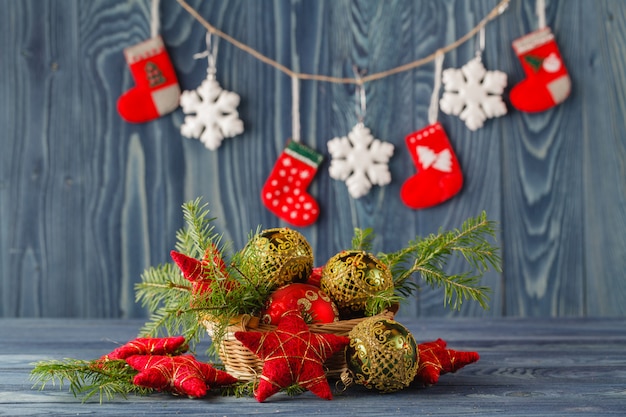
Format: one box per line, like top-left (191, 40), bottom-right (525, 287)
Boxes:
top-left (370, 211), bottom-right (500, 313)
top-left (30, 359), bottom-right (150, 403)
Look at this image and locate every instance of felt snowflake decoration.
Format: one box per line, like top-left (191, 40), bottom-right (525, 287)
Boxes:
top-left (327, 123), bottom-right (394, 198)
top-left (180, 77), bottom-right (244, 150)
top-left (126, 354), bottom-right (237, 398)
top-left (234, 310), bottom-right (350, 402)
top-left (439, 56), bottom-right (507, 131)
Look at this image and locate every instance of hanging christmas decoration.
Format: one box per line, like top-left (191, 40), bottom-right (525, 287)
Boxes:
top-left (401, 52), bottom-right (464, 209)
top-left (341, 316), bottom-right (419, 393)
top-left (117, 0), bottom-right (180, 123)
top-left (510, 0), bottom-right (570, 112)
top-left (440, 27), bottom-right (507, 131)
top-left (234, 310), bottom-right (351, 402)
top-left (180, 33), bottom-right (244, 150)
top-left (262, 77), bottom-right (323, 227)
top-left (261, 140), bottom-right (323, 227)
top-left (328, 73), bottom-right (394, 199)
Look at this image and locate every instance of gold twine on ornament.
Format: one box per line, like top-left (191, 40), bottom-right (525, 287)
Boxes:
top-left (176, 0), bottom-right (510, 85)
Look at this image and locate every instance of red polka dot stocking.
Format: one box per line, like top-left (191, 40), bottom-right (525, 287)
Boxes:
top-left (510, 27), bottom-right (571, 112)
top-left (117, 36), bottom-right (181, 123)
top-left (400, 122), bottom-right (463, 209)
top-left (261, 140), bottom-right (323, 227)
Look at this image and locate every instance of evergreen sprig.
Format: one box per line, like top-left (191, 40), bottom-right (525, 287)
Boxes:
top-left (30, 359), bottom-right (150, 403)
top-left (134, 262), bottom-right (203, 347)
top-left (134, 201), bottom-right (274, 358)
top-left (365, 211), bottom-right (500, 315)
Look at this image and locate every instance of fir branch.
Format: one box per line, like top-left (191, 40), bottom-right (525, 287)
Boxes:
top-left (135, 262), bottom-right (203, 347)
top-left (176, 198), bottom-right (219, 258)
top-left (371, 211), bottom-right (500, 313)
top-left (30, 359), bottom-right (150, 403)
top-left (351, 227), bottom-right (375, 252)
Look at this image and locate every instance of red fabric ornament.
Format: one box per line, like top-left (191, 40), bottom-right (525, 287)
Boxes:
top-left (171, 247), bottom-right (233, 300)
top-left (306, 266), bottom-right (324, 287)
top-left (400, 122), bottom-right (463, 209)
top-left (117, 36), bottom-right (181, 123)
top-left (414, 339), bottom-right (479, 386)
top-left (101, 336), bottom-right (187, 361)
top-left (234, 310), bottom-right (350, 402)
top-left (261, 283), bottom-right (339, 325)
top-left (261, 140), bottom-right (323, 227)
top-left (510, 27), bottom-right (571, 112)
top-left (126, 354), bottom-right (237, 398)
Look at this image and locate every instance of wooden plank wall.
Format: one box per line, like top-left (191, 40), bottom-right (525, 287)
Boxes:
top-left (1, 0), bottom-right (625, 319)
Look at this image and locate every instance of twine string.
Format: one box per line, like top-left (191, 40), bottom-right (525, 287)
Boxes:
top-left (175, 0), bottom-right (510, 85)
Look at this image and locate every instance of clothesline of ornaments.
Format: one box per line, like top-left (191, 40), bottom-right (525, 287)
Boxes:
top-left (116, 0), bottom-right (571, 227)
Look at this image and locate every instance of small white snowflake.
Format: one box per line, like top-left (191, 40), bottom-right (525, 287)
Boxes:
top-left (180, 77), bottom-right (244, 150)
top-left (439, 56), bottom-right (507, 131)
top-left (327, 123), bottom-right (394, 199)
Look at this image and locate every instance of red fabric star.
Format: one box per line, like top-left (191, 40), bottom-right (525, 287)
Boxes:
top-left (234, 310), bottom-right (350, 402)
top-left (101, 336), bottom-right (187, 361)
top-left (414, 338), bottom-right (479, 385)
top-left (126, 354), bottom-right (237, 398)
top-left (171, 248), bottom-right (234, 300)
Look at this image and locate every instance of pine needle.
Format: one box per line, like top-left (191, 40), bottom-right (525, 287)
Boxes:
top-left (30, 359), bottom-right (151, 403)
top-left (370, 211), bottom-right (500, 314)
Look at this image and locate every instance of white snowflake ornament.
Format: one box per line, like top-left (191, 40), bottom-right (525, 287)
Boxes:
top-left (327, 123), bottom-right (394, 199)
top-left (180, 77), bottom-right (244, 150)
top-left (439, 56), bottom-right (507, 131)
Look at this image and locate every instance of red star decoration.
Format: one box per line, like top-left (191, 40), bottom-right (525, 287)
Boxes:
top-left (234, 310), bottom-right (350, 402)
top-left (126, 354), bottom-right (237, 398)
top-left (171, 247), bottom-right (235, 300)
top-left (414, 338), bottom-right (479, 385)
top-left (101, 336), bottom-right (187, 361)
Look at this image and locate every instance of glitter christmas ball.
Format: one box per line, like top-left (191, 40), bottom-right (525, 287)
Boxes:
top-left (320, 250), bottom-right (393, 318)
top-left (241, 228), bottom-right (313, 288)
top-left (344, 316), bottom-right (418, 392)
top-left (261, 283), bottom-right (339, 325)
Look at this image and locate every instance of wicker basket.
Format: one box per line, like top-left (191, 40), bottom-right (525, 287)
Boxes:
top-left (203, 308), bottom-right (397, 381)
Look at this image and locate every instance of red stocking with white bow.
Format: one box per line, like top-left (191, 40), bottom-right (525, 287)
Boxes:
top-left (400, 122), bottom-right (463, 209)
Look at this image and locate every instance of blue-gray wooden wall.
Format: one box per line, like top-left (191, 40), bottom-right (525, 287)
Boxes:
top-left (2, 0), bottom-right (625, 319)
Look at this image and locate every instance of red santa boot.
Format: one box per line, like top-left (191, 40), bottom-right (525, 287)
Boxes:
top-left (117, 36), bottom-right (180, 123)
top-left (400, 122), bottom-right (463, 209)
top-left (261, 140), bottom-right (323, 227)
top-left (510, 27), bottom-right (571, 112)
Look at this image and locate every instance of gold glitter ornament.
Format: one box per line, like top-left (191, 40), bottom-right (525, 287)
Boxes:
top-left (320, 250), bottom-right (393, 318)
top-left (342, 316), bottom-right (418, 393)
top-left (240, 228), bottom-right (313, 288)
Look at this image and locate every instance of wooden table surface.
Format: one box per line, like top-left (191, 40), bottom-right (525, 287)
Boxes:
top-left (1, 318), bottom-right (625, 416)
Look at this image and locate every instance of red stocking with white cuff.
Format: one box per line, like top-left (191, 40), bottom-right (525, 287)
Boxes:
top-left (510, 27), bottom-right (571, 112)
top-left (261, 140), bottom-right (323, 227)
top-left (117, 36), bottom-right (181, 123)
top-left (400, 122), bottom-right (463, 209)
